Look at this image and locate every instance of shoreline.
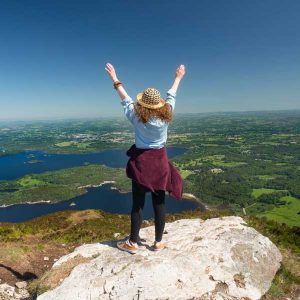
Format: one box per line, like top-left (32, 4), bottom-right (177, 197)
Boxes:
top-left (0, 181), bottom-right (213, 212)
top-left (0, 199), bottom-right (51, 208)
top-left (0, 181), bottom-right (117, 208)
top-left (182, 193), bottom-right (213, 211)
top-left (110, 186), bottom-right (213, 211)
top-left (0, 145), bottom-right (185, 159)
top-left (110, 186), bottom-right (129, 194)
top-left (0, 148), bottom-right (125, 158)
top-left (77, 180), bottom-right (116, 189)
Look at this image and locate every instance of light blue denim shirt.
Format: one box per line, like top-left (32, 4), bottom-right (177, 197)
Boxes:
top-left (121, 89), bottom-right (176, 149)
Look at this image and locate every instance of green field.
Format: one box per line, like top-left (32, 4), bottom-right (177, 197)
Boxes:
top-left (257, 196), bottom-right (300, 227)
top-left (179, 169), bottom-right (194, 179)
top-left (252, 188), bottom-right (279, 198)
top-left (213, 161), bottom-right (247, 167)
top-left (55, 141), bottom-right (92, 149)
top-left (54, 141), bottom-right (76, 147)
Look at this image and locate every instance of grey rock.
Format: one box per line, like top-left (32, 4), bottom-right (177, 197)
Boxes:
top-left (0, 283), bottom-right (31, 300)
top-left (15, 281), bottom-right (27, 289)
top-left (37, 216), bottom-right (282, 300)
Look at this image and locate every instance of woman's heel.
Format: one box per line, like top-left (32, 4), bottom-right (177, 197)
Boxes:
top-left (152, 241), bottom-right (166, 251)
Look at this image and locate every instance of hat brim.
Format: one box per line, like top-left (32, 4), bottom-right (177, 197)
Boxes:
top-left (136, 92), bottom-right (166, 109)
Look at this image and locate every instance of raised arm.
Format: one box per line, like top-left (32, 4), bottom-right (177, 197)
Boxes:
top-left (105, 62), bottom-right (136, 124)
top-left (105, 63), bottom-right (129, 100)
top-left (170, 64), bottom-right (185, 93)
top-left (165, 65), bottom-right (186, 111)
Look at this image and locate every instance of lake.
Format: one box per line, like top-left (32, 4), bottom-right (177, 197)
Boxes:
top-left (0, 147), bottom-right (186, 180)
top-left (0, 147), bottom-right (203, 222)
top-left (0, 183), bottom-right (201, 223)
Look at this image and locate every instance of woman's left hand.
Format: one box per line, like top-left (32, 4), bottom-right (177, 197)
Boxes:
top-left (105, 63), bottom-right (118, 82)
top-left (175, 64), bottom-right (186, 80)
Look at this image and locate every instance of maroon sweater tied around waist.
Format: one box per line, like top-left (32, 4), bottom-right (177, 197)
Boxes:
top-left (125, 144), bottom-right (183, 200)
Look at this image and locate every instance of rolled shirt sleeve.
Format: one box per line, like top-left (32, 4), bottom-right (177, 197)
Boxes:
top-left (121, 96), bottom-right (136, 124)
top-left (165, 89), bottom-right (176, 111)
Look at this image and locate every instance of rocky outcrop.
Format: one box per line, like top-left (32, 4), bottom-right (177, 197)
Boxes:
top-left (0, 281), bottom-right (31, 300)
top-left (37, 216), bottom-right (282, 300)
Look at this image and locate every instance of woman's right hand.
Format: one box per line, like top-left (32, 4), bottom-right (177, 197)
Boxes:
top-left (175, 64), bottom-right (186, 80)
top-left (105, 63), bottom-right (118, 82)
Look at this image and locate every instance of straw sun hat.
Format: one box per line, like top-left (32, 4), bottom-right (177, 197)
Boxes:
top-left (136, 88), bottom-right (166, 109)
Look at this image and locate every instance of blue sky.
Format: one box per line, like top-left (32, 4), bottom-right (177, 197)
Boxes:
top-left (0, 0), bottom-right (299, 120)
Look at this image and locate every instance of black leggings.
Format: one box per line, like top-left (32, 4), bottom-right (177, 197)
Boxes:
top-left (130, 180), bottom-right (166, 243)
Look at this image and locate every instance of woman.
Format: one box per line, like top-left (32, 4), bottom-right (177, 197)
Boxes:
top-left (105, 63), bottom-right (186, 254)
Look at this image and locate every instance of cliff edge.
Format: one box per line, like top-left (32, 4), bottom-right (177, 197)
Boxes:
top-left (37, 216), bottom-right (282, 300)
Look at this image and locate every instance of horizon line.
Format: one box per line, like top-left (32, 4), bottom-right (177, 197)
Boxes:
top-left (1, 108), bottom-right (300, 123)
